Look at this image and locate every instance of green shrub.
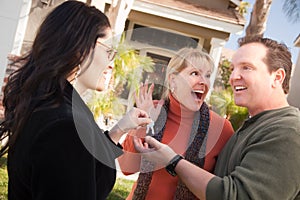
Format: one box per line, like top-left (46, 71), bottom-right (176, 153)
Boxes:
top-left (87, 35), bottom-right (154, 120)
top-left (209, 88), bottom-right (248, 130)
top-left (209, 58), bottom-right (249, 130)
top-left (0, 155), bottom-right (8, 200)
top-left (107, 178), bottom-right (134, 200)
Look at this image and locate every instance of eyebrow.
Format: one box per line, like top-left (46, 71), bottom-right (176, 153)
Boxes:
top-left (188, 67), bottom-right (211, 73)
top-left (236, 62), bottom-right (253, 67)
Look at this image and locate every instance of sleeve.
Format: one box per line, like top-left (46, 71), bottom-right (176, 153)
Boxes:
top-left (214, 117), bottom-right (234, 149)
top-left (30, 119), bottom-right (107, 200)
top-left (204, 112), bottom-right (234, 172)
top-left (222, 119), bottom-right (234, 139)
top-left (103, 130), bottom-right (123, 149)
top-left (206, 127), bottom-right (300, 200)
top-left (210, 111), bottom-right (234, 143)
top-left (117, 128), bottom-right (147, 175)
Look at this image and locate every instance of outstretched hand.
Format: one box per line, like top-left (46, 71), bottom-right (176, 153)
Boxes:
top-left (117, 107), bottom-right (152, 133)
top-left (133, 136), bottom-right (177, 167)
top-left (135, 82), bottom-right (164, 121)
top-left (109, 108), bottom-right (151, 144)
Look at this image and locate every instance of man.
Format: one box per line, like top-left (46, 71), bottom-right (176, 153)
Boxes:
top-left (133, 37), bottom-right (300, 200)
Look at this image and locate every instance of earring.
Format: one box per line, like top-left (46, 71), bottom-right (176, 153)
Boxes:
top-left (73, 65), bottom-right (81, 86)
top-left (171, 87), bottom-right (175, 93)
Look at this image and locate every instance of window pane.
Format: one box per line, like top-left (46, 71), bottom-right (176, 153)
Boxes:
top-left (143, 53), bottom-right (171, 99)
top-left (131, 24), bottom-right (199, 51)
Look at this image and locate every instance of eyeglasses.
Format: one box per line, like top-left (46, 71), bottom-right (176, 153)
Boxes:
top-left (96, 41), bottom-right (117, 61)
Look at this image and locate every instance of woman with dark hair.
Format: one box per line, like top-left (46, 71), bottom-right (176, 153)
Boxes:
top-left (0, 1), bottom-right (151, 200)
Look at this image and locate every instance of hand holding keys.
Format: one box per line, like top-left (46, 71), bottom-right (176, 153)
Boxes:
top-left (146, 120), bottom-right (155, 135)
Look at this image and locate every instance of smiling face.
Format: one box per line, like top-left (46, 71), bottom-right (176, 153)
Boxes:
top-left (170, 61), bottom-right (211, 112)
top-left (230, 42), bottom-right (278, 116)
top-left (165, 48), bottom-right (214, 112)
top-left (75, 28), bottom-right (115, 94)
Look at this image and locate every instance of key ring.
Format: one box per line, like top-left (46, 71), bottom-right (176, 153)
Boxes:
top-left (146, 120), bottom-right (155, 135)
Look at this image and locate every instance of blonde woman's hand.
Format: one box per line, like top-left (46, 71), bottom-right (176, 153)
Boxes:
top-left (135, 82), bottom-right (164, 121)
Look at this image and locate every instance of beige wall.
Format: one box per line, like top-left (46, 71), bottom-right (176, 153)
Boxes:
top-left (0, 0), bottom-right (31, 91)
top-left (182, 0), bottom-right (229, 10)
top-left (128, 10), bottom-right (230, 52)
top-left (287, 50), bottom-right (300, 109)
top-left (0, 0), bottom-right (32, 120)
top-left (21, 0), bottom-right (65, 53)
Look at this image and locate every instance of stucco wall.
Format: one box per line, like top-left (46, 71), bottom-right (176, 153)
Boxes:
top-left (181, 0), bottom-right (230, 10)
top-left (287, 50), bottom-right (300, 109)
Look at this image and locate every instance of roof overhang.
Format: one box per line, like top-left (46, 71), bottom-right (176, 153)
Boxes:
top-left (294, 34), bottom-right (300, 47)
top-left (131, 0), bottom-right (245, 34)
top-left (230, 0), bottom-right (241, 7)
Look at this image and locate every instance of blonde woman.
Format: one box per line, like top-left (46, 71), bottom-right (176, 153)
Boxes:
top-left (118, 48), bottom-right (234, 200)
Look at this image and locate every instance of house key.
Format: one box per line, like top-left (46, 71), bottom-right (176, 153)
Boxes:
top-left (146, 120), bottom-right (155, 135)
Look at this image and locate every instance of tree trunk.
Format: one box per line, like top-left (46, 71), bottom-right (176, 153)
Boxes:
top-left (245, 0), bottom-right (273, 38)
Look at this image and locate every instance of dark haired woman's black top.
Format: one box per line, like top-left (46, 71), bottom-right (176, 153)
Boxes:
top-left (7, 82), bottom-right (123, 200)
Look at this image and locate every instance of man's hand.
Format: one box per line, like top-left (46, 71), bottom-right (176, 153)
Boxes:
top-left (133, 136), bottom-right (177, 169)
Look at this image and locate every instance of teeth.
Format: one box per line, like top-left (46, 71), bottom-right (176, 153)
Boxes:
top-left (193, 90), bottom-right (204, 93)
top-left (235, 86), bottom-right (247, 91)
top-left (192, 90), bottom-right (204, 100)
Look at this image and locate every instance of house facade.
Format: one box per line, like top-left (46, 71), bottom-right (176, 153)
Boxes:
top-left (0, 0), bottom-right (245, 119)
top-left (287, 34), bottom-right (300, 109)
top-left (100, 0), bottom-right (245, 108)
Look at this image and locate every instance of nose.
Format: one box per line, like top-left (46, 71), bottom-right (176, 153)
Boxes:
top-left (200, 74), bottom-right (210, 85)
top-left (197, 78), bottom-right (210, 93)
top-left (230, 69), bottom-right (241, 80)
top-left (195, 75), bottom-right (209, 90)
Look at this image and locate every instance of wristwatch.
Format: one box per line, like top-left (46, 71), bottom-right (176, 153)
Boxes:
top-left (165, 154), bottom-right (184, 176)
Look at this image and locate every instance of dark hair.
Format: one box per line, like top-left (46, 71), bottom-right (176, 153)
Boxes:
top-left (238, 36), bottom-right (292, 94)
top-left (0, 0), bottom-right (111, 155)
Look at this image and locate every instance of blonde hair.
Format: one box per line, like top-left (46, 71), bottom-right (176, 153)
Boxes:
top-left (162, 47), bottom-right (215, 99)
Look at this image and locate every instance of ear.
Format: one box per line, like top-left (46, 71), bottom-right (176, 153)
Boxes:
top-left (272, 68), bottom-right (286, 88)
top-left (168, 74), bottom-right (176, 89)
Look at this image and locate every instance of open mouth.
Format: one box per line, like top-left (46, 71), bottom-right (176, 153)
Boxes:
top-left (234, 85), bottom-right (247, 92)
top-left (192, 89), bottom-right (204, 100)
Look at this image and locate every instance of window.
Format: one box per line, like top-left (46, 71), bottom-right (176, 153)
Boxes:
top-left (131, 24), bottom-right (199, 51)
top-left (143, 53), bottom-right (171, 100)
